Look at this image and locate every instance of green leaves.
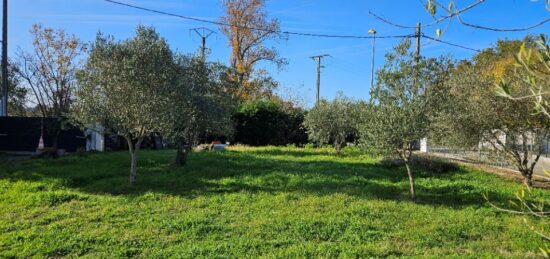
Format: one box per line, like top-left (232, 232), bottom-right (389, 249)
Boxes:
top-left (447, 0), bottom-right (454, 12)
top-left (73, 25), bottom-right (176, 138)
top-left (495, 80), bottom-right (513, 98)
top-left (435, 29), bottom-right (442, 39)
top-left (425, 0), bottom-right (437, 17)
top-left (303, 92), bottom-right (365, 154)
top-left (360, 39), bottom-right (446, 157)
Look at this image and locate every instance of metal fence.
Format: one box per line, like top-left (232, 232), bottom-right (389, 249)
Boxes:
top-left (0, 117), bottom-right (85, 153)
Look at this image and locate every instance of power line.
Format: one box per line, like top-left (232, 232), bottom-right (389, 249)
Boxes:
top-left (371, 0), bottom-right (548, 33)
top-left (104, 0), bottom-right (414, 40)
top-left (368, 0), bottom-right (486, 29)
top-left (456, 15), bottom-right (550, 32)
top-left (421, 34), bottom-right (481, 52)
top-left (368, 11), bottom-right (417, 29)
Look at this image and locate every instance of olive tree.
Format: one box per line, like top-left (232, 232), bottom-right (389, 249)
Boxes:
top-left (359, 40), bottom-right (451, 202)
top-left (164, 55), bottom-right (235, 166)
top-left (437, 39), bottom-right (550, 187)
top-left (303, 92), bottom-right (363, 154)
top-left (495, 35), bottom-right (550, 256)
top-left (72, 26), bottom-right (175, 185)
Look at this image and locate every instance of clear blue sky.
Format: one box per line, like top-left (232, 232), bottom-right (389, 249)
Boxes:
top-left (9, 0), bottom-right (550, 107)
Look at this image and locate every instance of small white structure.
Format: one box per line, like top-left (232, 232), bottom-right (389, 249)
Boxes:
top-left (420, 138), bottom-right (428, 153)
top-left (85, 125), bottom-right (104, 152)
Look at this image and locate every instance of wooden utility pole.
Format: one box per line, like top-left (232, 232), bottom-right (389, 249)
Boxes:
top-left (310, 54), bottom-right (329, 105)
top-left (191, 27), bottom-right (215, 59)
top-left (368, 29), bottom-right (376, 91)
top-left (413, 22), bottom-right (421, 93)
top-left (1, 0), bottom-right (7, 117)
top-left (415, 23), bottom-right (421, 64)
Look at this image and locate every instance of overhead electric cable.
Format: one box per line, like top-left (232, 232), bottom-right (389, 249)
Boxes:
top-left (421, 34), bottom-right (481, 52)
top-left (105, 0), bottom-right (414, 40)
top-left (368, 0), bottom-right (485, 29)
top-left (456, 14), bottom-right (550, 32)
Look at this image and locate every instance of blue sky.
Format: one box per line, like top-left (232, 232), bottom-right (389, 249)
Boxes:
top-left (9, 0), bottom-right (550, 107)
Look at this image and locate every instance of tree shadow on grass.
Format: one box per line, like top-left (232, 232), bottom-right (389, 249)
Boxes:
top-left (243, 147), bottom-right (366, 158)
top-left (0, 149), bottom-right (516, 208)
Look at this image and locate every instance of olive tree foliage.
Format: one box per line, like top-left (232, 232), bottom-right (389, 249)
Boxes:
top-left (303, 92), bottom-right (364, 155)
top-left (498, 35), bottom-right (550, 119)
top-left (359, 40), bottom-right (451, 202)
top-left (436, 39), bottom-right (550, 187)
top-left (163, 55), bottom-right (235, 166)
top-left (493, 35), bottom-right (550, 256)
top-left (72, 26), bottom-right (175, 186)
top-left (16, 24), bottom-right (85, 149)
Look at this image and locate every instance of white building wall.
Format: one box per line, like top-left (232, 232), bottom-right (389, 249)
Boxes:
top-left (420, 138), bottom-right (428, 152)
top-left (85, 126), bottom-right (104, 152)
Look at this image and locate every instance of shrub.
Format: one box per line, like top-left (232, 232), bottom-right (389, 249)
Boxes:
top-left (233, 99), bottom-right (307, 146)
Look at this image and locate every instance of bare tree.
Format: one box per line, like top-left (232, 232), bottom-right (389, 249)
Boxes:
top-left (17, 24), bottom-right (84, 149)
top-left (219, 0), bottom-right (286, 99)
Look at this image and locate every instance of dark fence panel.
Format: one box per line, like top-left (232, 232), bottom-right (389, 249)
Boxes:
top-left (0, 117), bottom-right (85, 152)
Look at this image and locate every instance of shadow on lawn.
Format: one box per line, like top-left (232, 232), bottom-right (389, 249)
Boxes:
top-left (0, 149), bottom-right (510, 208)
top-left (243, 147), bottom-right (365, 158)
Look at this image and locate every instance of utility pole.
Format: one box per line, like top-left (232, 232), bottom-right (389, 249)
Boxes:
top-left (190, 27), bottom-right (215, 59)
top-left (310, 54), bottom-right (329, 105)
top-left (368, 29), bottom-right (376, 92)
top-left (1, 0), bottom-right (7, 117)
top-left (415, 23), bottom-right (421, 64)
top-left (413, 22), bottom-right (421, 92)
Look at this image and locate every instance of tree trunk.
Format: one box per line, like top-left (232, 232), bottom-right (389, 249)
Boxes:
top-left (404, 161), bottom-right (417, 202)
top-left (126, 137), bottom-right (143, 186)
top-left (335, 142), bottom-right (341, 155)
top-left (129, 148), bottom-right (137, 186)
top-left (522, 170), bottom-right (534, 187)
top-left (174, 139), bottom-right (189, 167)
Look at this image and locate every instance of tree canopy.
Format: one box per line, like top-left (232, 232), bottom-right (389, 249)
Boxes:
top-left (303, 92), bottom-right (364, 154)
top-left (72, 26), bottom-right (176, 185)
top-left (360, 40), bottom-right (452, 201)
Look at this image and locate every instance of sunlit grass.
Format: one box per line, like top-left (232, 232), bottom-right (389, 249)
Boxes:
top-left (0, 146), bottom-right (548, 257)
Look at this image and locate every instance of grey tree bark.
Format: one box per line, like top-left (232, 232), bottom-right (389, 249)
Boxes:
top-left (126, 137), bottom-right (143, 186)
top-left (405, 161), bottom-right (416, 202)
top-left (174, 139), bottom-right (190, 167)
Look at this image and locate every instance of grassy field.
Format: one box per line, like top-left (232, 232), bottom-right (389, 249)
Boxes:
top-left (0, 146), bottom-right (549, 257)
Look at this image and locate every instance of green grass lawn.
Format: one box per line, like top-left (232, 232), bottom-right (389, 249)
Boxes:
top-left (1, 146), bottom-right (549, 257)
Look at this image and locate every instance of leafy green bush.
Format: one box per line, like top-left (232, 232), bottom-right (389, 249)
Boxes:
top-left (233, 99), bottom-right (307, 146)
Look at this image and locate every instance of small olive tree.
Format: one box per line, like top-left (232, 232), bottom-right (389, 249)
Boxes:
top-left (164, 55), bottom-right (235, 166)
top-left (72, 26), bottom-right (176, 185)
top-left (360, 40), bottom-right (451, 202)
top-left (303, 92), bottom-right (363, 154)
